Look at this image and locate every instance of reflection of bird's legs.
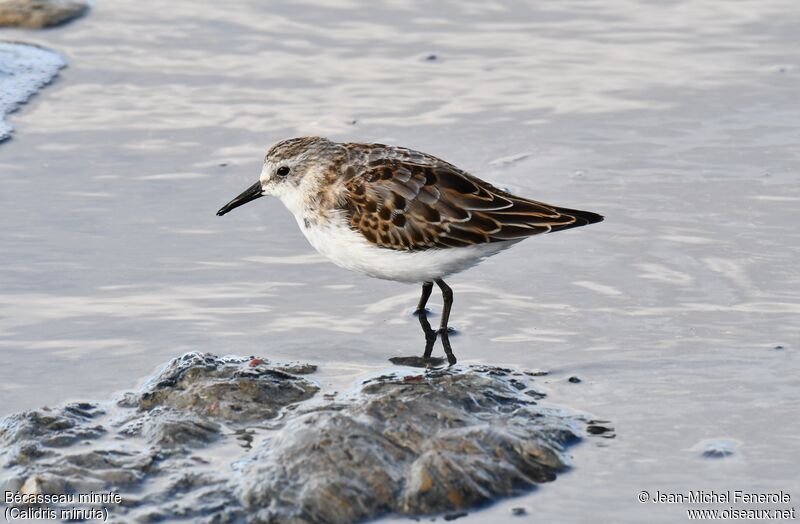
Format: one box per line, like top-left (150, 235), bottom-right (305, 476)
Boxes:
top-left (434, 279), bottom-right (453, 333)
top-left (417, 309), bottom-right (438, 360)
top-left (440, 328), bottom-right (456, 366)
top-left (415, 281), bottom-right (434, 313)
top-left (417, 307), bottom-right (457, 366)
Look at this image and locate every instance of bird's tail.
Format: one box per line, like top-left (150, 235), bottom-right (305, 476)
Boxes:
top-left (547, 205), bottom-right (604, 233)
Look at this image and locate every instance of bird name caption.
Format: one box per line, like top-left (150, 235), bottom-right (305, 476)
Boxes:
top-left (4, 491), bottom-right (121, 522)
top-left (637, 490), bottom-right (796, 520)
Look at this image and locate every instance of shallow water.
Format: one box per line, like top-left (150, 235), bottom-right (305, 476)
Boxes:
top-left (1, 0), bottom-right (799, 522)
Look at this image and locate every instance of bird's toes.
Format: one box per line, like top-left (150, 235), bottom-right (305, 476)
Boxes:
top-left (412, 307), bottom-right (432, 317)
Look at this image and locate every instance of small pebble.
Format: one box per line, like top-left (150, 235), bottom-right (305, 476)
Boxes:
top-left (697, 439), bottom-right (738, 459)
top-left (703, 448), bottom-right (733, 458)
top-left (524, 370), bottom-right (548, 377)
top-left (568, 376), bottom-right (582, 384)
top-left (586, 425), bottom-right (614, 436)
top-left (511, 507), bottom-right (528, 516)
top-left (425, 54), bottom-right (438, 61)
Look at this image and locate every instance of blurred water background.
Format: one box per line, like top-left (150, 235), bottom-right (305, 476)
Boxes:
top-left (1, 1), bottom-right (798, 521)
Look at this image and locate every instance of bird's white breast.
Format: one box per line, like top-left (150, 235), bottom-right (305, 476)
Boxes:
top-left (273, 175), bottom-right (519, 283)
top-left (293, 212), bottom-right (518, 283)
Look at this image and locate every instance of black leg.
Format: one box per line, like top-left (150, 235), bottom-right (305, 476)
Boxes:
top-left (415, 281), bottom-right (434, 313)
top-left (434, 279), bottom-right (453, 333)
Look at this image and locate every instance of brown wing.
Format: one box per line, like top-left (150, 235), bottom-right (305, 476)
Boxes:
top-left (340, 145), bottom-right (603, 251)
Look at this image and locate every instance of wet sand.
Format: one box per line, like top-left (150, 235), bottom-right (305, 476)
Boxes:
top-left (1, 0), bottom-right (799, 522)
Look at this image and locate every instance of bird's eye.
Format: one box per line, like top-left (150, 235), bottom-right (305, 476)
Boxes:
top-left (277, 166), bottom-right (290, 177)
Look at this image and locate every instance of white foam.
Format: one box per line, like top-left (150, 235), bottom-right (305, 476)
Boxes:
top-left (0, 42), bottom-right (65, 141)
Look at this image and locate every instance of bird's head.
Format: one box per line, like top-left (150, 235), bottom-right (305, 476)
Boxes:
top-left (216, 136), bottom-right (337, 216)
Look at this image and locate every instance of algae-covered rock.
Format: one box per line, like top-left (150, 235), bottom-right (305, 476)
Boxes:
top-left (0, 0), bottom-right (88, 28)
top-left (130, 352), bottom-right (319, 422)
top-left (240, 367), bottom-right (579, 523)
top-left (0, 353), bottom-right (597, 523)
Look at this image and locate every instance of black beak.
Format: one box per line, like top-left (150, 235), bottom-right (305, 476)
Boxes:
top-left (216, 182), bottom-right (264, 216)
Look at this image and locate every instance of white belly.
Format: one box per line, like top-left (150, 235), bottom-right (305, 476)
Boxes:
top-left (296, 215), bottom-right (519, 283)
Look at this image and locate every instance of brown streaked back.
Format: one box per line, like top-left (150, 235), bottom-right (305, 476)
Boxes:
top-left (338, 143), bottom-right (603, 252)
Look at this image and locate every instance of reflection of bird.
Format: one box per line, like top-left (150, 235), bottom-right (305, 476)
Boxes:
top-left (217, 137), bottom-right (603, 338)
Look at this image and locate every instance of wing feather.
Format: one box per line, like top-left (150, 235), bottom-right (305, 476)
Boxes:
top-left (339, 144), bottom-right (602, 251)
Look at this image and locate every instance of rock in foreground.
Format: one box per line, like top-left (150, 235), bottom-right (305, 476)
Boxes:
top-left (0, 353), bottom-right (593, 523)
top-left (0, 0), bottom-right (88, 28)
